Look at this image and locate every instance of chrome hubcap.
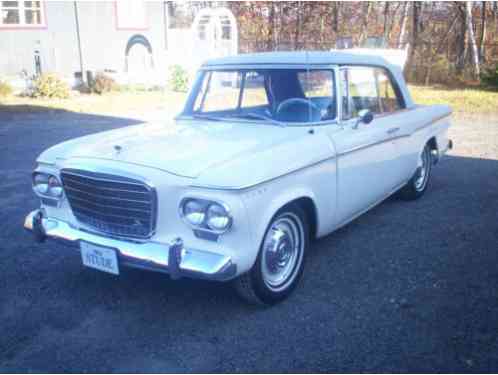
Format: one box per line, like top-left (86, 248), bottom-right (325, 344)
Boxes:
top-left (415, 147), bottom-right (431, 191)
top-left (261, 213), bottom-right (304, 292)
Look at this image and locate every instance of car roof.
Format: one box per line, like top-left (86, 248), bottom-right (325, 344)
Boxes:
top-left (203, 51), bottom-right (393, 69)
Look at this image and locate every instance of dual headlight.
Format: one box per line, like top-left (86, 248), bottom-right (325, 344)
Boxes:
top-left (32, 172), bottom-right (64, 198)
top-left (180, 198), bottom-right (232, 233)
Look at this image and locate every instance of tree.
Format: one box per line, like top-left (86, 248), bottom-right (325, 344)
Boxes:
top-left (465, 1), bottom-right (480, 79)
top-left (479, 1), bottom-right (487, 62)
top-left (407, 2), bottom-right (422, 77)
top-left (359, 2), bottom-right (372, 45)
top-left (455, 3), bottom-right (468, 74)
top-left (397, 2), bottom-right (409, 48)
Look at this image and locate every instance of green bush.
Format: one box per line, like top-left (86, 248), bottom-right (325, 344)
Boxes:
top-left (168, 65), bottom-right (189, 92)
top-left (32, 73), bottom-right (70, 99)
top-left (481, 64), bottom-right (498, 89)
top-left (91, 72), bottom-right (117, 94)
top-left (0, 80), bottom-right (13, 97)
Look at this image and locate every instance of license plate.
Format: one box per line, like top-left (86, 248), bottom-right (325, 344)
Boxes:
top-left (80, 241), bottom-right (119, 275)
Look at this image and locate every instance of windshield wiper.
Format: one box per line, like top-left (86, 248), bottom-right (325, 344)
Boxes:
top-left (187, 113), bottom-right (224, 122)
top-left (235, 113), bottom-right (285, 127)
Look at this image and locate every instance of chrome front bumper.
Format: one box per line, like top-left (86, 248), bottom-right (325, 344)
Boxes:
top-left (23, 210), bottom-right (237, 281)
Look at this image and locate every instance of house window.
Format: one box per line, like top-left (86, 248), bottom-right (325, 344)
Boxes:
top-left (0, 1), bottom-right (45, 27)
top-left (116, 0), bottom-right (147, 30)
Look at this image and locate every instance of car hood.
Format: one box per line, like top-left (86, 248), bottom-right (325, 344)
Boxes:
top-left (38, 120), bottom-right (336, 181)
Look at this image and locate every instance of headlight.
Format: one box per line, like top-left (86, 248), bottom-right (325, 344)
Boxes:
top-left (33, 172), bottom-right (63, 198)
top-left (182, 199), bottom-right (206, 226)
top-left (180, 198), bottom-right (232, 233)
top-left (47, 175), bottom-right (63, 197)
top-left (33, 173), bottom-right (49, 194)
top-left (206, 203), bottom-right (231, 231)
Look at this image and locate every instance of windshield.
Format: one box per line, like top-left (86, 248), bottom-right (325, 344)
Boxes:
top-left (182, 68), bottom-right (337, 125)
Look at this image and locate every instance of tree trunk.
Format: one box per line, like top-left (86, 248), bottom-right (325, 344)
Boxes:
top-left (397, 2), bottom-right (409, 48)
top-left (294, 1), bottom-right (301, 50)
top-left (456, 4), bottom-right (467, 74)
top-left (332, 2), bottom-right (340, 34)
top-left (359, 2), bottom-right (372, 45)
top-left (407, 2), bottom-right (421, 77)
top-left (479, 1), bottom-right (487, 63)
top-left (465, 1), bottom-right (480, 79)
top-left (383, 2), bottom-right (390, 42)
top-left (267, 2), bottom-right (275, 51)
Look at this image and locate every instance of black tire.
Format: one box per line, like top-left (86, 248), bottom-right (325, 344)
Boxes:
top-left (398, 143), bottom-right (433, 201)
top-left (233, 203), bottom-right (309, 305)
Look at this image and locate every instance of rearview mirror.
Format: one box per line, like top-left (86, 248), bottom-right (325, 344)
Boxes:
top-left (353, 109), bottom-right (374, 129)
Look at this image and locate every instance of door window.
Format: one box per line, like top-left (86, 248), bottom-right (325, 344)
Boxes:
top-left (241, 71), bottom-right (268, 109)
top-left (341, 66), bottom-right (403, 120)
top-left (375, 68), bottom-right (402, 113)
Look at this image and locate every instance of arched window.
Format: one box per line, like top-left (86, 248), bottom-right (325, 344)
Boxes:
top-left (191, 7), bottom-right (238, 58)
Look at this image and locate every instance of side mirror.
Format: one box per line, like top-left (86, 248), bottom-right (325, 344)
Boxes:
top-left (353, 109), bottom-right (374, 129)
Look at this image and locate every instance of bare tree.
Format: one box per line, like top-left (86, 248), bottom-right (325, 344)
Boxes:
top-left (465, 1), bottom-right (480, 79)
top-left (479, 1), bottom-right (487, 62)
top-left (332, 2), bottom-right (340, 34)
top-left (456, 3), bottom-right (468, 74)
top-left (397, 2), bottom-right (409, 48)
top-left (359, 2), bottom-right (372, 45)
top-left (294, 1), bottom-right (302, 50)
top-left (383, 2), bottom-right (390, 41)
top-left (407, 2), bottom-right (422, 76)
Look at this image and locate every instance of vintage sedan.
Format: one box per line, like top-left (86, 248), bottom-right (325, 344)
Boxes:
top-left (24, 52), bottom-right (452, 305)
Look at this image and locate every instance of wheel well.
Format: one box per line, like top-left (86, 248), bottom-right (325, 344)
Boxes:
top-left (427, 137), bottom-right (438, 151)
top-left (427, 137), bottom-right (439, 164)
top-left (291, 197), bottom-right (318, 240)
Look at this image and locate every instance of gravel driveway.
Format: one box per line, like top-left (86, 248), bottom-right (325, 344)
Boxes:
top-left (1, 108), bottom-right (497, 373)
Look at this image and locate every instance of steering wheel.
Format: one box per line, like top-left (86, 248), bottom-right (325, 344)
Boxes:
top-left (275, 98), bottom-right (321, 122)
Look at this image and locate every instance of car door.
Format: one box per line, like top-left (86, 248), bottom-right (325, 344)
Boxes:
top-left (375, 67), bottom-right (419, 184)
top-left (330, 66), bottom-right (403, 225)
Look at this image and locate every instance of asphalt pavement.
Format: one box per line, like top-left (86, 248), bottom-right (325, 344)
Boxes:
top-left (0, 107), bottom-right (497, 373)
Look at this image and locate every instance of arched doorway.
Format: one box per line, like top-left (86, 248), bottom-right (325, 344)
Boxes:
top-left (124, 34), bottom-right (154, 83)
top-left (191, 8), bottom-right (238, 62)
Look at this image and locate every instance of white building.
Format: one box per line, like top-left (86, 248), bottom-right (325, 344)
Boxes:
top-left (0, 1), bottom-right (238, 88)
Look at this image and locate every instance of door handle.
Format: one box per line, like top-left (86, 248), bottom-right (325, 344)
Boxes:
top-left (387, 127), bottom-right (400, 135)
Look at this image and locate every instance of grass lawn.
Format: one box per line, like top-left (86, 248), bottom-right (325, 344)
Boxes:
top-left (409, 85), bottom-right (498, 114)
top-left (0, 90), bottom-right (187, 118)
top-left (1, 85), bottom-right (497, 117)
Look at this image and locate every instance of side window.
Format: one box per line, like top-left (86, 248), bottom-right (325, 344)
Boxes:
top-left (297, 70), bottom-right (336, 120)
top-left (347, 67), bottom-right (381, 117)
top-left (298, 70), bottom-right (334, 98)
top-left (241, 71), bottom-right (268, 109)
top-left (375, 68), bottom-right (402, 113)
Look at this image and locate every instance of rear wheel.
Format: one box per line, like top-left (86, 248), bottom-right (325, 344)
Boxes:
top-left (234, 204), bottom-right (309, 305)
top-left (399, 143), bottom-right (433, 201)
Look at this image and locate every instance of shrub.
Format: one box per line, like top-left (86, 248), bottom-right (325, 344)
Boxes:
top-left (168, 64), bottom-right (189, 92)
top-left (481, 64), bottom-right (498, 89)
top-left (32, 73), bottom-right (70, 99)
top-left (91, 72), bottom-right (117, 94)
top-left (0, 80), bottom-right (13, 97)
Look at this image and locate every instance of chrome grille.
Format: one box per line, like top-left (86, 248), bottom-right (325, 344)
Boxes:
top-left (60, 169), bottom-right (156, 239)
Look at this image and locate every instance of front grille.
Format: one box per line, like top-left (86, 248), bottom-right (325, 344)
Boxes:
top-left (60, 169), bottom-right (156, 239)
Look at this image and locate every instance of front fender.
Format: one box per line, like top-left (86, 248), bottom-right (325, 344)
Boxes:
top-left (238, 158), bottom-right (337, 273)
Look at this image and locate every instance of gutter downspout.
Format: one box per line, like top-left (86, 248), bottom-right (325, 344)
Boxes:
top-left (74, 1), bottom-right (85, 85)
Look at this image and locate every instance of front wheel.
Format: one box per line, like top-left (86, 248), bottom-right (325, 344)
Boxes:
top-left (398, 143), bottom-right (433, 201)
top-left (234, 204), bottom-right (309, 305)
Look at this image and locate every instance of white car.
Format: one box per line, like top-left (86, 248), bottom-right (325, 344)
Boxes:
top-left (24, 52), bottom-right (453, 305)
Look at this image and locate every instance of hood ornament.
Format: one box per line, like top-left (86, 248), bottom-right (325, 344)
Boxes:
top-left (114, 145), bottom-right (122, 155)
